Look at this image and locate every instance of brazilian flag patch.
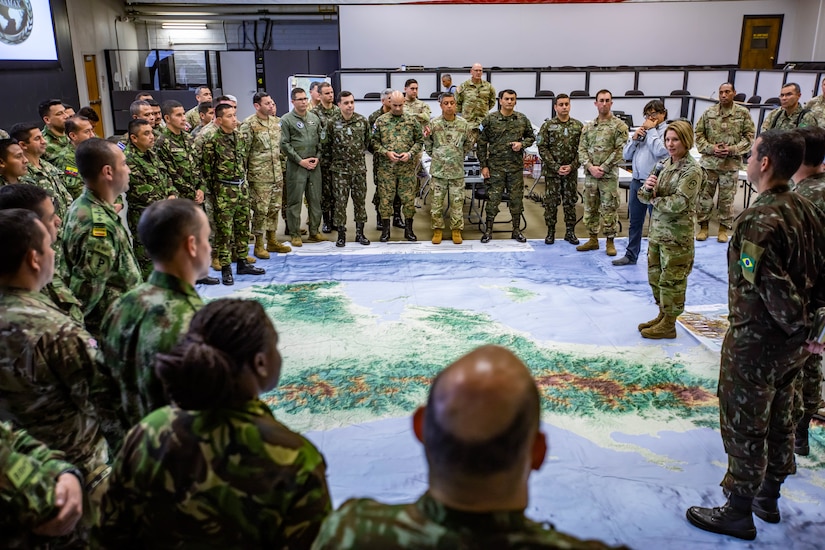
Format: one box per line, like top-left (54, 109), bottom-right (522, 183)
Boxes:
top-left (740, 239), bottom-right (764, 284)
top-left (740, 254), bottom-right (755, 272)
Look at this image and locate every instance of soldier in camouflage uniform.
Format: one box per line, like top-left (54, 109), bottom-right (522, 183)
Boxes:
top-left (803, 78), bottom-right (825, 125)
top-left (687, 131), bottom-right (825, 541)
top-left (102, 200), bottom-right (207, 446)
top-left (637, 121), bottom-right (702, 339)
top-left (185, 86), bottom-right (212, 130)
top-left (314, 82), bottom-right (342, 233)
top-left (536, 93), bottom-right (583, 245)
top-left (94, 299), bottom-right (332, 548)
top-left (368, 89), bottom-right (404, 229)
top-left (125, 119), bottom-right (177, 278)
top-left (424, 92), bottom-right (472, 245)
top-left (38, 99), bottom-right (69, 163)
top-left (477, 89), bottom-right (535, 243)
top-left (323, 91), bottom-right (371, 247)
top-left (1, 421), bottom-right (84, 547)
top-left (789, 127), bottom-right (825, 457)
top-left (576, 90), bottom-right (628, 256)
top-left (403, 79), bottom-right (432, 204)
top-left (0, 209), bottom-right (123, 498)
top-left (281, 87), bottom-right (326, 247)
top-left (372, 91), bottom-right (424, 242)
top-left (456, 63), bottom-right (497, 147)
top-left (13, 124), bottom-right (75, 223)
top-left (201, 104), bottom-right (265, 285)
top-left (52, 116), bottom-right (97, 199)
top-left (156, 101), bottom-right (204, 203)
top-left (62, 138), bottom-right (143, 338)
top-left (240, 91), bottom-right (291, 257)
top-left (761, 82), bottom-right (819, 132)
top-left (0, 138), bottom-right (29, 185)
top-left (694, 83), bottom-right (755, 243)
top-left (312, 345), bottom-right (627, 550)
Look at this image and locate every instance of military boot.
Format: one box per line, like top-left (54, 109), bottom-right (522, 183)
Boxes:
top-left (605, 237), bottom-right (617, 256)
top-left (452, 229), bottom-right (463, 244)
top-left (545, 228), bottom-right (555, 245)
top-left (404, 218), bottom-right (417, 241)
top-left (290, 235), bottom-right (303, 248)
top-left (354, 223), bottom-right (370, 245)
top-left (236, 259), bottom-right (265, 276)
top-left (380, 219), bottom-right (391, 242)
top-left (253, 235), bottom-right (270, 260)
top-left (564, 226), bottom-right (580, 245)
top-left (795, 414), bottom-right (813, 456)
top-left (638, 309), bottom-right (665, 332)
top-left (266, 230), bottom-right (291, 254)
top-left (641, 314), bottom-right (678, 339)
top-left (686, 495), bottom-right (756, 541)
top-left (696, 222), bottom-right (709, 241)
top-left (322, 212), bottom-right (332, 234)
top-left (576, 235), bottom-right (599, 251)
top-left (221, 266), bottom-right (234, 286)
top-left (306, 232), bottom-right (327, 243)
top-left (717, 226), bottom-right (729, 243)
top-left (246, 255), bottom-right (257, 264)
top-left (752, 479), bottom-right (782, 524)
top-left (432, 228), bottom-right (442, 244)
top-left (211, 257), bottom-right (221, 271)
top-left (196, 276), bottom-right (220, 285)
top-left (392, 204), bottom-right (406, 228)
top-left (480, 218), bottom-right (494, 243)
top-left (512, 229), bottom-right (527, 243)
top-left (336, 227), bottom-right (346, 248)
top-left (375, 205), bottom-right (383, 230)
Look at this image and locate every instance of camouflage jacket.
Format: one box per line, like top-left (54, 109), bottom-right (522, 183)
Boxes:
top-left (371, 112), bottom-right (424, 171)
top-left (726, 186), bottom-right (825, 349)
top-left (404, 99), bottom-right (432, 130)
top-left (51, 145), bottom-right (84, 199)
top-left (185, 105), bottom-right (200, 131)
top-left (367, 107), bottom-right (391, 154)
top-left (42, 126), bottom-right (69, 163)
top-left (792, 171), bottom-right (825, 217)
top-left (94, 400), bottom-right (332, 549)
top-left (456, 79), bottom-right (497, 126)
top-left (311, 492), bottom-right (628, 550)
top-left (537, 116), bottom-right (583, 175)
top-left (638, 154), bottom-right (702, 246)
top-left (761, 104), bottom-right (819, 132)
top-left (0, 421), bottom-right (77, 547)
top-left (200, 127), bottom-right (248, 192)
top-left (803, 94), bottom-right (825, 126)
top-left (62, 188), bottom-right (143, 337)
top-left (101, 271), bottom-right (203, 438)
top-left (0, 287), bottom-right (121, 478)
top-left (125, 143), bottom-right (176, 213)
top-left (156, 127), bottom-right (202, 199)
top-left (424, 115), bottom-right (473, 179)
top-left (240, 113), bottom-right (283, 183)
top-left (578, 115), bottom-right (628, 177)
top-left (477, 110), bottom-right (535, 171)
top-left (323, 113), bottom-right (370, 175)
top-left (20, 159), bottom-right (75, 222)
top-left (695, 103), bottom-right (755, 171)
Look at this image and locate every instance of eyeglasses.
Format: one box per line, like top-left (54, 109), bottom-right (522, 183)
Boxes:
top-left (293, 97), bottom-right (308, 102)
top-left (645, 112), bottom-right (662, 119)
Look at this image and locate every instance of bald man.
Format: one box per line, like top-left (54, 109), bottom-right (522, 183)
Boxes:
top-left (312, 345), bottom-right (627, 549)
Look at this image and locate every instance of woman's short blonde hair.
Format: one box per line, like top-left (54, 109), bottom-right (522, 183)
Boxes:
top-left (665, 119), bottom-right (694, 151)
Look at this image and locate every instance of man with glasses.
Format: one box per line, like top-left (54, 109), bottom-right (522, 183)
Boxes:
top-left (613, 100), bottom-right (668, 265)
top-left (694, 83), bottom-right (755, 243)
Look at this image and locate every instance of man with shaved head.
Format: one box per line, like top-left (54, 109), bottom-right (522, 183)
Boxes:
top-left (456, 63), bottom-right (496, 147)
top-left (312, 345), bottom-right (626, 549)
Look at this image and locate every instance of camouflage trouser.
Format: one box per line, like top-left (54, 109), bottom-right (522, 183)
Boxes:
top-left (214, 182), bottom-right (250, 265)
top-left (249, 179), bottom-right (283, 235)
top-left (582, 175), bottom-right (619, 237)
top-left (485, 167), bottom-right (524, 222)
top-left (332, 172), bottom-right (368, 227)
top-left (321, 164), bottom-right (334, 215)
top-left (543, 172), bottom-right (578, 228)
top-left (792, 353), bottom-right (824, 424)
top-left (126, 206), bottom-right (152, 278)
top-left (376, 164), bottom-right (416, 219)
top-left (696, 169), bottom-right (737, 229)
top-left (647, 240), bottom-right (693, 317)
top-left (718, 337), bottom-right (808, 496)
top-left (430, 177), bottom-right (465, 230)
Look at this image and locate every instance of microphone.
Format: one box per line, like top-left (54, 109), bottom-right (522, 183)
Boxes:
top-left (650, 162), bottom-right (665, 178)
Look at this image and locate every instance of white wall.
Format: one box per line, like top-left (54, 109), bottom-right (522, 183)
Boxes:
top-left (340, 1), bottom-right (808, 69)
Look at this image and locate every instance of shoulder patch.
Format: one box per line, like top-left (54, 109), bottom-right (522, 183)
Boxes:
top-left (739, 239), bottom-right (764, 284)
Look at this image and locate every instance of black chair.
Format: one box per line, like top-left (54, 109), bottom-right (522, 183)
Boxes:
top-left (746, 95), bottom-right (762, 104)
top-left (536, 90), bottom-right (555, 97)
top-left (734, 93), bottom-right (746, 102)
top-left (625, 89), bottom-right (644, 96)
top-left (670, 89), bottom-right (691, 96)
top-left (570, 90), bottom-right (589, 97)
top-left (765, 97), bottom-right (781, 105)
top-left (472, 182), bottom-right (527, 233)
top-left (364, 92), bottom-right (381, 99)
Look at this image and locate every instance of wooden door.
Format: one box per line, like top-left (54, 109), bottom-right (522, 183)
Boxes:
top-left (83, 54), bottom-right (104, 137)
top-left (739, 15), bottom-right (783, 70)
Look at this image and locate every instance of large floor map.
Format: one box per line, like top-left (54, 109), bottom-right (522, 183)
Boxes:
top-left (200, 238), bottom-right (824, 549)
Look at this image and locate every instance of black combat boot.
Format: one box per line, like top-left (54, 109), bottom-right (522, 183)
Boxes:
top-left (236, 259), bottom-right (265, 276)
top-left (375, 204), bottom-right (383, 230)
top-left (795, 413), bottom-right (813, 456)
top-left (404, 218), bottom-right (417, 241)
top-left (336, 227), bottom-right (346, 247)
top-left (545, 228), bottom-right (555, 245)
top-left (380, 219), bottom-right (391, 242)
top-left (221, 266), bottom-right (234, 286)
top-left (752, 479), bottom-right (782, 523)
top-left (196, 276), bottom-right (220, 285)
top-left (322, 212), bottom-right (332, 234)
top-left (480, 217), bottom-right (494, 243)
top-left (512, 220), bottom-right (526, 243)
top-left (393, 213), bottom-right (406, 229)
top-left (686, 494), bottom-right (756, 540)
top-left (355, 222), bottom-right (370, 245)
top-left (564, 226), bottom-right (580, 245)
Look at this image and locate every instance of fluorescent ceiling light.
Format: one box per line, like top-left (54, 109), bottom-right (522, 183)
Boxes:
top-left (162, 22), bottom-right (208, 30)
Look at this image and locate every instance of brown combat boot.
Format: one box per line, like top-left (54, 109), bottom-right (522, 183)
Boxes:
top-left (211, 257), bottom-right (221, 271)
top-left (307, 233), bottom-right (327, 243)
top-left (717, 227), bottom-right (728, 243)
top-left (432, 229), bottom-right (442, 244)
top-left (246, 255), bottom-right (257, 264)
top-left (266, 230), bottom-right (291, 253)
top-left (452, 229), bottom-right (463, 244)
top-left (638, 309), bottom-right (665, 332)
top-left (290, 235), bottom-right (303, 247)
top-left (576, 235), bottom-right (599, 252)
top-left (696, 223), bottom-right (709, 241)
top-left (253, 235), bottom-right (270, 259)
top-left (605, 237), bottom-right (617, 256)
top-left (641, 315), bottom-right (678, 339)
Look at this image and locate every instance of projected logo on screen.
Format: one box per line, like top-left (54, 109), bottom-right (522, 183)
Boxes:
top-left (0, 0), bottom-right (33, 46)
